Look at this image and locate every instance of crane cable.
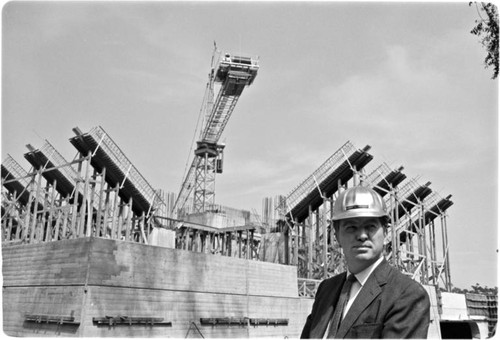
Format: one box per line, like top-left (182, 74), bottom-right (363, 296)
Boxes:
top-left (179, 46), bottom-right (220, 190)
top-left (180, 79), bottom-right (210, 188)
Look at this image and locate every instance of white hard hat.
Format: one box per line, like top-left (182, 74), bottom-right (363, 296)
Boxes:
top-left (332, 186), bottom-right (389, 221)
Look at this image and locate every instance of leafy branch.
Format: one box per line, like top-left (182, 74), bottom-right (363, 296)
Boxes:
top-left (470, 2), bottom-right (499, 79)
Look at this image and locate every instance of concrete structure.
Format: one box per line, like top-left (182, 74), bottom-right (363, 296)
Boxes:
top-left (1, 50), bottom-right (495, 338)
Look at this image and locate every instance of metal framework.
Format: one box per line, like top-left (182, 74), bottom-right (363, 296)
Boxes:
top-left (1, 133), bottom-right (454, 296)
top-left (282, 149), bottom-right (454, 295)
top-left (173, 51), bottom-right (259, 216)
top-left (1, 127), bottom-right (260, 262)
top-left (286, 141), bottom-right (373, 223)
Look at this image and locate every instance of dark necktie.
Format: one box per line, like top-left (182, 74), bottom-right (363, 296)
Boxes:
top-left (327, 274), bottom-right (357, 338)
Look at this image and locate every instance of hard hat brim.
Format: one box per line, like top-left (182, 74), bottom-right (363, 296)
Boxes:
top-left (331, 209), bottom-right (389, 221)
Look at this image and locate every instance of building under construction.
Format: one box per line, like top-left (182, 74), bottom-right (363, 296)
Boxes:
top-left (1, 50), bottom-right (497, 338)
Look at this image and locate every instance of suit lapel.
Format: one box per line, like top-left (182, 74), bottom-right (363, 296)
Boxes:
top-left (335, 260), bottom-right (391, 338)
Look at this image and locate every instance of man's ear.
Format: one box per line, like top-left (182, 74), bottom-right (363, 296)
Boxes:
top-left (333, 225), bottom-right (343, 248)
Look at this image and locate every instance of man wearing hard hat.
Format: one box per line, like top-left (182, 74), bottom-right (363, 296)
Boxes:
top-left (300, 185), bottom-right (430, 339)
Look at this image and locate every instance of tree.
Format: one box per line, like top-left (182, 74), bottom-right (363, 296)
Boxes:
top-left (470, 2), bottom-right (499, 79)
top-left (446, 283), bottom-right (498, 296)
top-left (470, 282), bottom-right (498, 295)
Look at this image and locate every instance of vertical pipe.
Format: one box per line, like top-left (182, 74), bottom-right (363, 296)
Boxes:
top-left (315, 209), bottom-right (320, 239)
top-left (125, 197), bottom-right (133, 241)
top-left (307, 205), bottom-right (313, 279)
top-left (390, 185), bottom-right (398, 267)
top-left (60, 198), bottom-right (69, 239)
top-left (88, 169), bottom-right (97, 236)
top-left (227, 232), bottom-right (232, 256)
top-left (117, 209), bottom-right (123, 240)
top-left (420, 203), bottom-right (428, 285)
top-left (222, 232), bottom-right (226, 255)
top-left (111, 183), bottom-right (120, 239)
top-left (330, 198), bottom-right (335, 247)
top-left (443, 215), bottom-right (452, 291)
top-left (199, 231), bottom-right (204, 252)
top-left (246, 229), bottom-right (250, 260)
top-left (80, 152), bottom-right (91, 237)
top-left (250, 230), bottom-right (255, 260)
top-left (45, 180), bottom-right (56, 241)
top-left (322, 199), bottom-right (328, 279)
top-left (284, 225), bottom-right (290, 264)
top-left (96, 167), bottom-right (106, 236)
top-left (196, 230), bottom-right (201, 252)
top-left (430, 221), bottom-right (437, 286)
top-left (140, 212), bottom-right (146, 243)
top-left (440, 214), bottom-right (449, 290)
top-left (44, 182), bottom-right (54, 242)
top-left (102, 179), bottom-right (111, 237)
top-left (293, 223), bottom-right (299, 266)
top-left (71, 158), bottom-right (82, 238)
top-left (13, 191), bottom-right (21, 241)
top-left (22, 180), bottom-right (35, 241)
top-left (238, 230), bottom-right (242, 258)
top-left (187, 228), bottom-right (193, 251)
top-left (2, 195), bottom-right (9, 241)
top-left (5, 204), bottom-right (13, 241)
top-left (185, 228), bottom-right (190, 250)
top-left (30, 169), bottom-right (43, 244)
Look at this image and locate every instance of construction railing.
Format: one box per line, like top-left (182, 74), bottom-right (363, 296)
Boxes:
top-left (70, 126), bottom-right (162, 215)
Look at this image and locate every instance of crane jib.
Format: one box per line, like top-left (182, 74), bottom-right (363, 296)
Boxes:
top-left (172, 52), bottom-right (259, 215)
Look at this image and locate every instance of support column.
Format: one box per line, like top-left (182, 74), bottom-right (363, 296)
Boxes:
top-left (420, 203), bottom-right (428, 284)
top-left (307, 206), bottom-right (313, 279)
top-left (125, 197), bottom-right (133, 241)
top-left (110, 183), bottom-right (120, 239)
top-left (322, 199), bottom-right (328, 279)
top-left (80, 151), bottom-right (91, 237)
top-left (441, 214), bottom-right (452, 291)
top-left (30, 169), bottom-right (43, 244)
top-left (390, 186), bottom-right (398, 267)
top-left (96, 168), bottom-right (106, 236)
top-left (71, 157), bottom-right (82, 238)
top-left (45, 180), bottom-right (57, 242)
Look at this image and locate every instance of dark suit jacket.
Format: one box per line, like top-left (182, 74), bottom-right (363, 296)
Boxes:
top-left (300, 259), bottom-right (430, 339)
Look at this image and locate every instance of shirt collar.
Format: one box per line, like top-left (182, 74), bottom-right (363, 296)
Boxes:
top-left (348, 256), bottom-right (384, 286)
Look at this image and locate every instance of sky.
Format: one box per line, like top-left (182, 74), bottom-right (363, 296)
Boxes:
top-left (1, 1), bottom-right (498, 290)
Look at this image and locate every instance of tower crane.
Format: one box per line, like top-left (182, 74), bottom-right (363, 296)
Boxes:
top-left (172, 49), bottom-right (259, 216)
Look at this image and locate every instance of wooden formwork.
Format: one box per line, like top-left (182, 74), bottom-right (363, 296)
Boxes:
top-left (2, 237), bottom-right (312, 337)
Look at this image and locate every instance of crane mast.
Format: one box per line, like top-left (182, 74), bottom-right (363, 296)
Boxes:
top-left (172, 52), bottom-right (259, 216)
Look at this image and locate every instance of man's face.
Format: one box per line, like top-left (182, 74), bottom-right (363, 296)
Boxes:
top-left (336, 217), bottom-right (386, 274)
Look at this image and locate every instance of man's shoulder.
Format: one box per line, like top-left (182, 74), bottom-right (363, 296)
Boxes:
top-left (381, 262), bottom-right (428, 294)
top-left (318, 272), bottom-right (346, 290)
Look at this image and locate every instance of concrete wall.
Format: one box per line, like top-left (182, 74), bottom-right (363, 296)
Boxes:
top-left (2, 237), bottom-right (311, 337)
top-left (440, 292), bottom-right (470, 321)
top-left (424, 285), bottom-right (442, 339)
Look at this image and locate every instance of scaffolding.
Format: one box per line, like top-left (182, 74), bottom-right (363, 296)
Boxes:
top-left (364, 163), bottom-right (406, 197)
top-left (1, 155), bottom-right (39, 207)
top-left (1, 127), bottom-right (260, 262)
top-left (69, 126), bottom-right (160, 215)
top-left (258, 143), bottom-right (455, 296)
top-left (286, 141), bottom-right (373, 223)
top-left (24, 140), bottom-right (101, 209)
top-left (1, 133), bottom-right (454, 295)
